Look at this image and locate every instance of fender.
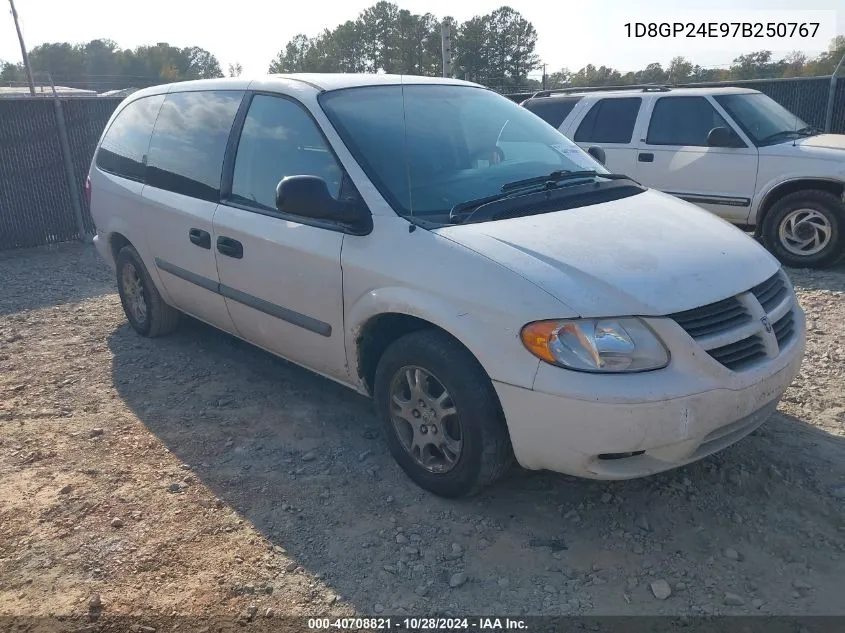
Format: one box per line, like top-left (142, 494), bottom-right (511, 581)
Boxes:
top-left (98, 220), bottom-right (174, 307)
top-left (343, 285), bottom-right (543, 394)
top-left (749, 174), bottom-right (845, 226)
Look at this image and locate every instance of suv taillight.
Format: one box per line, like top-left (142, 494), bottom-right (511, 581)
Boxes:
top-left (84, 176), bottom-right (91, 206)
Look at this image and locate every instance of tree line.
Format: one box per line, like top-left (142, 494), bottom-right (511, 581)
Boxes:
top-left (2, 3), bottom-right (843, 94)
top-left (267, 3), bottom-right (539, 91)
top-left (0, 40), bottom-right (230, 91)
top-left (550, 38), bottom-right (845, 90)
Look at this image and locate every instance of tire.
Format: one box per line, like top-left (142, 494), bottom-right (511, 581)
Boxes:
top-left (116, 245), bottom-right (179, 337)
top-left (373, 329), bottom-right (513, 497)
top-left (761, 189), bottom-right (844, 269)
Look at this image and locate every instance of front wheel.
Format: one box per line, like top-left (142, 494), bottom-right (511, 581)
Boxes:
top-left (373, 330), bottom-right (513, 497)
top-left (762, 189), bottom-right (844, 268)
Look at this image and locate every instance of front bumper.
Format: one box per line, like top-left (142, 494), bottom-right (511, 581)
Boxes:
top-left (495, 312), bottom-right (805, 479)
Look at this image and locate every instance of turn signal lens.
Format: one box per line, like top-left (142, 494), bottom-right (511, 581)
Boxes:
top-left (520, 318), bottom-right (669, 373)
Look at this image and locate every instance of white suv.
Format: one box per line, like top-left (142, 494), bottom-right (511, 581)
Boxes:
top-left (88, 74), bottom-right (805, 497)
top-left (522, 86), bottom-right (845, 268)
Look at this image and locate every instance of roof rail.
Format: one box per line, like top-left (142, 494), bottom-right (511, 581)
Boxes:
top-left (528, 84), bottom-right (671, 99)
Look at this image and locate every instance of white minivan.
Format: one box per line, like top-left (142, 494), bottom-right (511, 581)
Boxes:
top-left (88, 74), bottom-right (805, 497)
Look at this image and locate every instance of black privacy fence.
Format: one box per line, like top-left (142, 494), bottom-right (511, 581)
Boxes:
top-left (1, 74), bottom-right (845, 251)
top-left (0, 96), bottom-right (121, 250)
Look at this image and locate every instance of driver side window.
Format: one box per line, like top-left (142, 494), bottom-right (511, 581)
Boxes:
top-left (646, 96), bottom-right (734, 147)
top-left (232, 95), bottom-right (343, 210)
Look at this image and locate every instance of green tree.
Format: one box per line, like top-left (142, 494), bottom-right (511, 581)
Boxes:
top-left (1, 61), bottom-right (24, 83)
top-left (228, 62), bottom-right (243, 77)
top-left (332, 20), bottom-right (369, 72)
top-left (455, 15), bottom-right (489, 82)
top-left (667, 56), bottom-right (693, 83)
top-left (569, 64), bottom-right (622, 86)
top-left (636, 62), bottom-right (667, 84)
top-left (730, 50), bottom-right (782, 79)
top-left (358, 1), bottom-right (401, 72)
top-left (268, 34), bottom-right (312, 73)
top-left (547, 67), bottom-right (571, 88)
top-left (183, 46), bottom-right (224, 79)
top-left (27, 42), bottom-right (85, 82)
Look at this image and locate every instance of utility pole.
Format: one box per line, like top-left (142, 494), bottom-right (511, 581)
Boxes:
top-left (440, 21), bottom-right (452, 78)
top-left (542, 63), bottom-right (547, 90)
top-left (8, 0), bottom-right (36, 95)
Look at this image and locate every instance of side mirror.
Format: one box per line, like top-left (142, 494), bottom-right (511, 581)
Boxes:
top-left (276, 175), bottom-right (363, 225)
top-left (707, 126), bottom-right (743, 148)
top-left (587, 146), bottom-right (606, 165)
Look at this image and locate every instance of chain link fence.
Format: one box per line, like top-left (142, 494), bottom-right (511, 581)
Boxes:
top-left (0, 96), bottom-right (121, 250)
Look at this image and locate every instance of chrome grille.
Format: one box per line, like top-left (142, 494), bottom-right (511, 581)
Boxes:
top-left (751, 272), bottom-right (788, 313)
top-left (669, 296), bottom-right (750, 338)
top-left (669, 270), bottom-right (796, 372)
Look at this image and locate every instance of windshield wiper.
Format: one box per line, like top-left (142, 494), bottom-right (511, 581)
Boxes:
top-left (796, 125), bottom-right (820, 136)
top-left (449, 172), bottom-right (638, 223)
top-left (500, 170), bottom-right (633, 192)
top-left (449, 184), bottom-right (547, 222)
top-left (760, 129), bottom-right (804, 143)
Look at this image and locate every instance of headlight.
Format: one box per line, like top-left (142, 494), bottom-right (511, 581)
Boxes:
top-left (520, 318), bottom-right (669, 373)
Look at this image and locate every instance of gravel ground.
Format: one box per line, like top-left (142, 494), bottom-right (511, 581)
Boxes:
top-left (1, 243), bottom-right (844, 626)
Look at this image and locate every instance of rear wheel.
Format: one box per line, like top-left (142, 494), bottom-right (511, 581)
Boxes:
top-left (762, 189), bottom-right (844, 268)
top-left (116, 245), bottom-right (179, 337)
top-left (373, 330), bottom-right (513, 497)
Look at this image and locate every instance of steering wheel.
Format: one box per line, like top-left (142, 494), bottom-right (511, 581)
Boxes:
top-left (469, 146), bottom-right (505, 167)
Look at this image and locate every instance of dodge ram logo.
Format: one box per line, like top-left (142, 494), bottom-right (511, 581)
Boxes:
top-left (761, 315), bottom-right (773, 333)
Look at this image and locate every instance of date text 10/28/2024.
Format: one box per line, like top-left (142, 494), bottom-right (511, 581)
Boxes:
top-left (308, 617), bottom-right (528, 630)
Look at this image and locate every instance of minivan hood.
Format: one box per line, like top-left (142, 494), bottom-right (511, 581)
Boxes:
top-left (794, 134), bottom-right (845, 151)
top-left (436, 190), bottom-right (780, 317)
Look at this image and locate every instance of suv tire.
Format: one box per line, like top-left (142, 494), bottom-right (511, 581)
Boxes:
top-left (762, 189), bottom-right (844, 268)
top-left (373, 329), bottom-right (514, 497)
top-left (116, 245), bottom-right (180, 337)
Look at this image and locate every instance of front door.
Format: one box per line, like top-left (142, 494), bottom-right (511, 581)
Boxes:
top-left (635, 95), bottom-right (759, 223)
top-left (213, 93), bottom-right (348, 381)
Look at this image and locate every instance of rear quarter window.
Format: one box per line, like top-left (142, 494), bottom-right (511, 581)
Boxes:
top-left (96, 95), bottom-right (165, 181)
top-left (145, 90), bottom-right (244, 202)
top-left (574, 97), bottom-right (642, 144)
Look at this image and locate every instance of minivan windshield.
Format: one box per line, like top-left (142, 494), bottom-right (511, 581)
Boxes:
top-left (714, 93), bottom-right (816, 146)
top-left (319, 84), bottom-right (618, 223)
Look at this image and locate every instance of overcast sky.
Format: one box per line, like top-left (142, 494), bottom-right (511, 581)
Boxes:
top-left (2, 0), bottom-right (842, 80)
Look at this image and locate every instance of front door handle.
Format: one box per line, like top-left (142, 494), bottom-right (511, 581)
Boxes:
top-left (216, 236), bottom-right (243, 259)
top-left (189, 228), bottom-right (211, 249)
top-left (638, 152), bottom-right (654, 163)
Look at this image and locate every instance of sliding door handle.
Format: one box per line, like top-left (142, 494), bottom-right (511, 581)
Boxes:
top-left (189, 228), bottom-right (211, 249)
top-left (216, 236), bottom-right (243, 259)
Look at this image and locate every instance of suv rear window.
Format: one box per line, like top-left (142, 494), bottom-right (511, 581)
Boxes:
top-left (96, 95), bottom-right (165, 181)
top-left (523, 97), bottom-right (581, 129)
top-left (574, 98), bottom-right (641, 144)
top-left (145, 90), bottom-right (244, 202)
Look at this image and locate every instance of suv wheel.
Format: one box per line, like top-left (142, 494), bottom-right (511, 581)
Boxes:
top-left (116, 245), bottom-right (180, 337)
top-left (762, 189), bottom-right (844, 268)
top-left (373, 330), bottom-right (513, 497)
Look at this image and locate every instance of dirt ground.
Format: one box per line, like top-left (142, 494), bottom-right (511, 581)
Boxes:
top-left (1, 243), bottom-right (844, 628)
